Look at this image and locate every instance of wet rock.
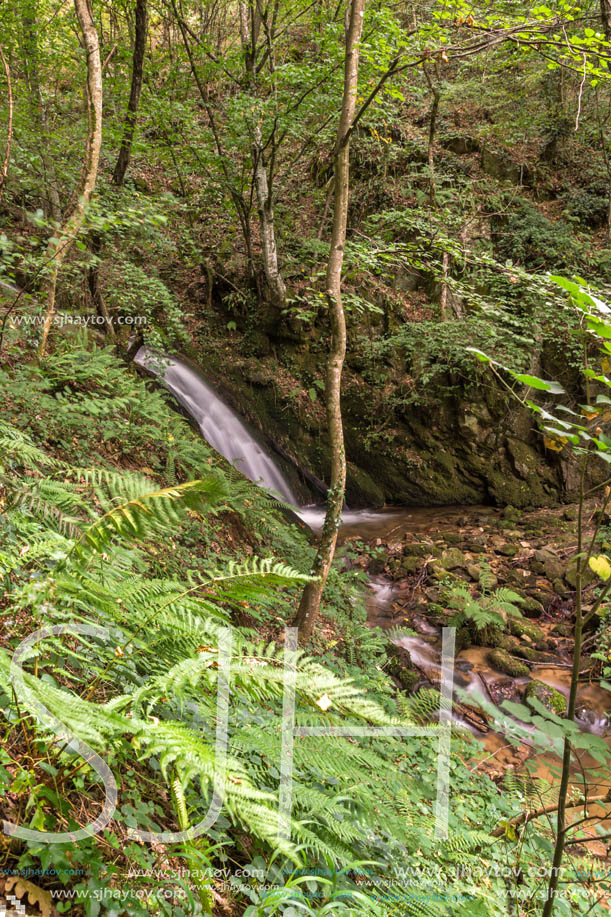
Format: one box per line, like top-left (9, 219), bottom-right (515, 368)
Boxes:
top-left (575, 706), bottom-right (610, 733)
top-left (514, 593), bottom-right (545, 619)
top-left (564, 558), bottom-right (597, 588)
top-left (552, 622), bottom-right (572, 637)
top-left (488, 649), bottom-right (530, 677)
top-left (502, 505), bottom-right (521, 523)
top-left (524, 679), bottom-right (567, 715)
top-left (441, 547), bottom-right (464, 570)
top-left (495, 542), bottom-right (519, 557)
top-left (385, 645), bottom-right (419, 693)
top-left (403, 542), bottom-right (439, 558)
top-left (507, 616), bottom-right (544, 644)
top-left (514, 645), bottom-right (540, 662)
top-left (533, 549), bottom-right (564, 581)
top-left (444, 533), bottom-right (463, 545)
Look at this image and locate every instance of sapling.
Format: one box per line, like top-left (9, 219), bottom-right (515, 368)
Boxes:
top-left (470, 275), bottom-right (611, 915)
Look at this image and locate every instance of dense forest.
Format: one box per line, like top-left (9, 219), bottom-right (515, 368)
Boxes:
top-left (1, 0), bottom-right (611, 914)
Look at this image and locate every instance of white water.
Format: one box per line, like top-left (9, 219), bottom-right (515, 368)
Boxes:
top-left (135, 348), bottom-right (298, 505)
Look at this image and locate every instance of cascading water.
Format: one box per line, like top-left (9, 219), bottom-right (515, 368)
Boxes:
top-left (135, 348), bottom-right (298, 505)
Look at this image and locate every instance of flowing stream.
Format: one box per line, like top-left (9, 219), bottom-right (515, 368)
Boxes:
top-left (139, 349), bottom-right (610, 780)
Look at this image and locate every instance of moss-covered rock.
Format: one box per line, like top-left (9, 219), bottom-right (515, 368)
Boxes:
top-left (514, 645), bottom-right (539, 661)
top-left (512, 592), bottom-right (545, 619)
top-left (468, 621), bottom-right (504, 648)
top-left (488, 649), bottom-right (530, 677)
top-left (524, 680), bottom-right (567, 715)
top-left (386, 646), bottom-right (419, 692)
top-left (507, 616), bottom-right (544, 643)
top-left (564, 558), bottom-right (598, 589)
top-left (495, 542), bottom-right (519, 557)
top-left (441, 547), bottom-right (464, 570)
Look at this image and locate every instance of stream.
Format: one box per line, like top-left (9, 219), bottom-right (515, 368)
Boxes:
top-left (136, 348), bottom-right (611, 790)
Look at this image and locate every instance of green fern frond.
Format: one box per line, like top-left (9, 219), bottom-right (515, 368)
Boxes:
top-left (70, 476), bottom-right (227, 556)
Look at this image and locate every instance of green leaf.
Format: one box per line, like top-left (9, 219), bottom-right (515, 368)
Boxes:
top-left (466, 348), bottom-right (491, 363)
top-left (512, 373), bottom-right (564, 393)
top-left (589, 555), bottom-right (611, 580)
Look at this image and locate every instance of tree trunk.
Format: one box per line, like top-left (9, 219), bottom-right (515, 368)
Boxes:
top-left (0, 43), bottom-right (13, 196)
top-left (294, 0), bottom-right (365, 644)
top-left (112, 0), bottom-right (147, 186)
top-left (20, 0), bottom-right (62, 224)
top-left (253, 126), bottom-right (286, 308)
top-left (601, 0), bottom-right (611, 41)
top-left (423, 62), bottom-right (440, 207)
top-left (38, 0), bottom-right (103, 358)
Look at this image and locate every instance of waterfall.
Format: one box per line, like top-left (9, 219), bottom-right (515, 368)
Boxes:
top-left (135, 348), bottom-right (298, 505)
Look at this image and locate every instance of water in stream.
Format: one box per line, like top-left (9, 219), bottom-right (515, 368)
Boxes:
top-left (139, 349), bottom-right (610, 785)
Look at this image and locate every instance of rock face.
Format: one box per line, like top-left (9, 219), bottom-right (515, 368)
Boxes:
top-left (198, 343), bottom-right (563, 507)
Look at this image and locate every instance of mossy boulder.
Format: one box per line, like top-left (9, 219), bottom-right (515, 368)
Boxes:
top-left (468, 621), bottom-right (504, 648)
top-left (502, 505), bottom-right (521, 523)
top-left (564, 558), bottom-right (598, 589)
top-left (386, 646), bottom-right (419, 692)
top-left (345, 464), bottom-right (386, 508)
top-left (524, 680), bottom-right (567, 715)
top-left (488, 649), bottom-right (530, 677)
top-left (507, 616), bottom-right (544, 644)
top-left (495, 542), bottom-right (519, 557)
top-left (403, 542), bottom-right (440, 559)
top-left (514, 645), bottom-right (539, 661)
top-left (512, 592), bottom-right (545, 619)
top-left (441, 547), bottom-right (465, 570)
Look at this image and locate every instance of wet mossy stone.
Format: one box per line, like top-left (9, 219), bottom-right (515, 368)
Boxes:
top-left (507, 616), bottom-right (544, 643)
top-left (403, 542), bottom-right (439, 559)
top-left (502, 505), bottom-right (521, 523)
top-left (345, 464), bottom-right (385, 508)
top-left (552, 622), bottom-right (572, 637)
top-left (495, 542), bottom-right (519, 557)
top-left (499, 635), bottom-right (521, 653)
top-left (525, 679), bottom-right (567, 715)
top-left (513, 593), bottom-right (545, 619)
top-left (514, 645), bottom-right (539, 662)
top-left (564, 558), bottom-right (597, 589)
top-left (467, 621), bottom-right (504, 648)
top-left (488, 649), bottom-right (530, 677)
top-left (441, 547), bottom-right (464, 570)
top-left (386, 646), bottom-right (419, 693)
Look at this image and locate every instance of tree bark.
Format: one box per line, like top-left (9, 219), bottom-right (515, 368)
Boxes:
top-left (601, 0), bottom-right (611, 41)
top-left (294, 0), bottom-right (365, 644)
top-left (38, 0), bottom-right (103, 358)
top-left (112, 0), bottom-right (147, 186)
top-left (0, 43), bottom-right (13, 196)
top-left (253, 126), bottom-right (286, 308)
top-left (20, 0), bottom-right (62, 223)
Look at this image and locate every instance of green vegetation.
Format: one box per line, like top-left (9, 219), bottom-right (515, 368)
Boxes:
top-left (1, 0), bottom-right (611, 912)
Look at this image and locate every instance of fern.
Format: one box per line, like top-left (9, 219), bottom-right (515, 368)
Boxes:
top-left (70, 476), bottom-right (227, 556)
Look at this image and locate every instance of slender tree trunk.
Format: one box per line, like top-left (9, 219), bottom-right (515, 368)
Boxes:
top-left (112, 0), bottom-right (147, 186)
top-left (20, 0), bottom-right (62, 223)
top-left (601, 0), bottom-right (611, 41)
top-left (253, 126), bottom-right (286, 308)
top-left (423, 62), bottom-right (440, 208)
top-left (294, 0), bottom-right (365, 644)
top-left (38, 0), bottom-right (103, 358)
top-left (0, 43), bottom-right (13, 196)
